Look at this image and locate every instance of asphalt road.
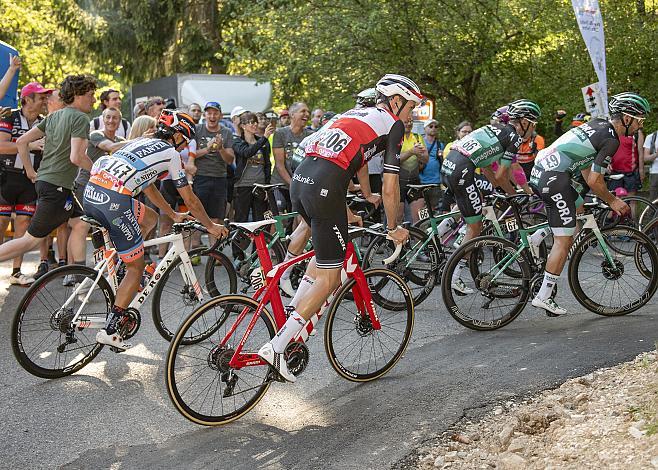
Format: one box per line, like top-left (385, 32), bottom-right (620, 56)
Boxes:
top-left (1, 250), bottom-right (656, 470)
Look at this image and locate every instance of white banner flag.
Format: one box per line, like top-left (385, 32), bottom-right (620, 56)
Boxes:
top-left (571, 0), bottom-right (608, 114)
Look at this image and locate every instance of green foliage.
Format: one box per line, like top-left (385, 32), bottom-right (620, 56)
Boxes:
top-left (1, 0), bottom-right (656, 138)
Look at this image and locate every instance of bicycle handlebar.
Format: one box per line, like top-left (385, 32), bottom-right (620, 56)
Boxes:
top-left (172, 220), bottom-right (207, 234)
top-left (382, 235), bottom-right (404, 265)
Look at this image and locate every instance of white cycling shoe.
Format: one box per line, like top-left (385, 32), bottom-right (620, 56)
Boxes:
top-left (258, 342), bottom-right (296, 383)
top-left (531, 296), bottom-right (567, 316)
top-left (96, 329), bottom-right (132, 351)
top-left (451, 278), bottom-right (474, 295)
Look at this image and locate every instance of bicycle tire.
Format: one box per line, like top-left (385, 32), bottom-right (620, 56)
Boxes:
top-left (324, 268), bottom-right (414, 382)
top-left (11, 265), bottom-right (112, 379)
top-left (165, 295), bottom-right (276, 426)
top-left (441, 236), bottom-right (531, 331)
top-left (362, 226), bottom-right (441, 307)
top-left (152, 247), bottom-right (236, 343)
top-left (638, 197), bottom-right (658, 229)
top-left (568, 226), bottom-right (658, 316)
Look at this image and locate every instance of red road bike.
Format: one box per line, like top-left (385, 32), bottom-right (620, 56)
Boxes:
top-left (165, 219), bottom-right (414, 425)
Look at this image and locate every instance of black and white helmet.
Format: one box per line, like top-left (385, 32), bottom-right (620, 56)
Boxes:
top-left (375, 74), bottom-right (424, 105)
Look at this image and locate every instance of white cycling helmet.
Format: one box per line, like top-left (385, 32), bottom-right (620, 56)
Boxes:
top-left (375, 74), bottom-right (424, 105)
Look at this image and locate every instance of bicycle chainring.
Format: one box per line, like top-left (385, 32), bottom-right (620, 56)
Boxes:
top-left (118, 308), bottom-right (141, 340)
top-left (285, 341), bottom-right (310, 376)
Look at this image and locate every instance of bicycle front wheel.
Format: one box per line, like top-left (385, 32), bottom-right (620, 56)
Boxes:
top-left (324, 268), bottom-right (414, 382)
top-left (11, 266), bottom-right (111, 379)
top-left (568, 226), bottom-right (658, 316)
top-left (441, 236), bottom-right (531, 331)
top-left (166, 295), bottom-right (276, 426)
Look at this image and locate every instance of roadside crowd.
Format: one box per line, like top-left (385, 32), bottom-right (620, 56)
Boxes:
top-left (0, 55), bottom-right (656, 287)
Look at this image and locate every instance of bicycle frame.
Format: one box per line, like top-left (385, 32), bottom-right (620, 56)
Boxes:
top-left (486, 211), bottom-right (615, 285)
top-left (222, 227), bottom-right (380, 370)
top-left (62, 226), bottom-right (203, 330)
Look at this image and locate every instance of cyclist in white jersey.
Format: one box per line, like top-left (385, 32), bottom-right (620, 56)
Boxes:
top-left (84, 109), bottom-right (228, 350)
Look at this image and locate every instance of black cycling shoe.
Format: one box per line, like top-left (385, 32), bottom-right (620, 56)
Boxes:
top-left (33, 261), bottom-right (49, 280)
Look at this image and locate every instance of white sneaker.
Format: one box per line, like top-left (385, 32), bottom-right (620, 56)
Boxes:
top-left (280, 277), bottom-right (296, 297)
top-left (531, 296), bottom-right (567, 316)
top-left (96, 329), bottom-right (132, 351)
top-left (451, 278), bottom-right (474, 295)
top-left (9, 272), bottom-right (34, 286)
top-left (63, 274), bottom-right (76, 287)
top-left (258, 342), bottom-right (296, 383)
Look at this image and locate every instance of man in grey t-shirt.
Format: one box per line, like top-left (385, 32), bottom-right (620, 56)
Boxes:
top-left (188, 101), bottom-right (235, 225)
top-left (271, 101), bottom-right (312, 212)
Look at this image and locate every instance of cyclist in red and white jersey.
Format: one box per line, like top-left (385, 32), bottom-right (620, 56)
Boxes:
top-left (84, 109), bottom-right (228, 350)
top-left (258, 74), bottom-right (423, 382)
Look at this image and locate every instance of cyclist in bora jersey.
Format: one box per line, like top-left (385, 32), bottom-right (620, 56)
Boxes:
top-left (442, 99), bottom-right (541, 293)
top-left (85, 110), bottom-right (228, 350)
top-left (529, 92), bottom-right (649, 316)
top-left (258, 74), bottom-right (422, 382)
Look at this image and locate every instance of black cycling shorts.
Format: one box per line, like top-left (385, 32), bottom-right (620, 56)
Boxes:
top-left (28, 181), bottom-right (74, 238)
top-left (442, 150), bottom-right (484, 224)
top-left (290, 157), bottom-right (349, 269)
top-left (530, 168), bottom-right (583, 237)
top-left (0, 171), bottom-right (37, 217)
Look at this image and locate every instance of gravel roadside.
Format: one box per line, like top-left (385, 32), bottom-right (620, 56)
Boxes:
top-left (406, 347), bottom-right (658, 469)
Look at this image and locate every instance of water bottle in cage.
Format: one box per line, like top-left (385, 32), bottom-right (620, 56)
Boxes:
top-left (453, 224), bottom-right (467, 248)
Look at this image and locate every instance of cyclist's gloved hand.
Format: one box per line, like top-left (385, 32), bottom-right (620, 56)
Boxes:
top-left (610, 197), bottom-right (630, 216)
top-left (208, 223), bottom-right (229, 239)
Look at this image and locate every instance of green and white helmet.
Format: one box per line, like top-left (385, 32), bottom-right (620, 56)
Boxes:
top-left (507, 99), bottom-right (541, 121)
top-left (608, 92), bottom-right (651, 118)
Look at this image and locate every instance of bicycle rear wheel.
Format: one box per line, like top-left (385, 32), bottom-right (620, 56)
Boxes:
top-left (568, 226), bottom-right (658, 316)
top-left (441, 236), bottom-right (531, 331)
top-left (11, 266), bottom-right (111, 379)
top-left (324, 268), bottom-right (414, 382)
top-left (166, 295), bottom-right (276, 425)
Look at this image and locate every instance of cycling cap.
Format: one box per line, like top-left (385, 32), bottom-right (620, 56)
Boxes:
top-left (491, 106), bottom-right (510, 124)
top-left (158, 109), bottom-right (196, 142)
top-left (608, 92), bottom-right (651, 118)
top-left (507, 99), bottom-right (541, 121)
top-left (375, 74), bottom-right (424, 104)
top-left (356, 88), bottom-right (377, 107)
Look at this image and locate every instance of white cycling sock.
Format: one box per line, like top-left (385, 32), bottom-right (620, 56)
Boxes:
top-left (270, 311), bottom-right (306, 353)
top-left (452, 260), bottom-right (467, 283)
top-left (289, 275), bottom-right (315, 309)
top-left (530, 228), bottom-right (551, 246)
top-left (280, 251), bottom-right (296, 281)
top-left (537, 272), bottom-right (560, 301)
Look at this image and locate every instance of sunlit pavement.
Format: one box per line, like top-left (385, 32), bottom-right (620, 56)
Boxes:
top-left (1, 244), bottom-right (656, 469)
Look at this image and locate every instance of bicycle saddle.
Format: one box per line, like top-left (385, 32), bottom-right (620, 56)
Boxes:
top-left (253, 183), bottom-right (285, 190)
top-left (406, 183), bottom-right (439, 190)
top-left (80, 216), bottom-right (104, 228)
top-left (230, 219), bottom-right (277, 233)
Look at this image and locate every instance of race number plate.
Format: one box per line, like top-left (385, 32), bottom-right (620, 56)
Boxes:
top-left (505, 218), bottom-right (518, 232)
top-left (93, 248), bottom-right (104, 263)
top-left (418, 207), bottom-right (430, 220)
